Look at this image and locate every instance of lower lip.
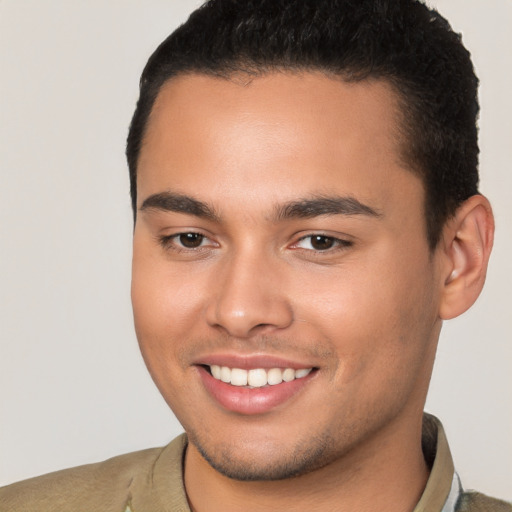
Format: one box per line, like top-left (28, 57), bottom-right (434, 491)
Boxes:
top-left (198, 366), bottom-right (315, 415)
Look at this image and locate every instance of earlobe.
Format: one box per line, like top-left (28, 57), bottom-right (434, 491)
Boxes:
top-left (439, 195), bottom-right (494, 320)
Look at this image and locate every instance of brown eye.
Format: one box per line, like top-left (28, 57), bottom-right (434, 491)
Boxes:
top-left (310, 235), bottom-right (335, 250)
top-left (179, 233), bottom-right (205, 248)
top-left (294, 234), bottom-right (351, 252)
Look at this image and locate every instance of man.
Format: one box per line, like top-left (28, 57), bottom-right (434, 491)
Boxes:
top-left (1, 0), bottom-right (510, 510)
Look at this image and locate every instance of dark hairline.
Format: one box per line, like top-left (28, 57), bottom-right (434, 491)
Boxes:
top-left (126, 0), bottom-right (480, 252)
top-left (132, 68), bottom-right (427, 226)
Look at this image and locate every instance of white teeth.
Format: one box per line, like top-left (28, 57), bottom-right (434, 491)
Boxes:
top-left (282, 368), bottom-right (295, 382)
top-left (248, 368), bottom-right (267, 387)
top-left (267, 368), bottom-right (283, 386)
top-left (220, 366), bottom-right (231, 383)
top-left (211, 365), bottom-right (221, 379)
top-left (230, 368), bottom-right (248, 387)
top-left (295, 368), bottom-right (312, 379)
top-left (208, 365), bottom-right (313, 387)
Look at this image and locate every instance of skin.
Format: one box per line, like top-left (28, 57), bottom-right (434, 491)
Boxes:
top-left (131, 72), bottom-right (493, 511)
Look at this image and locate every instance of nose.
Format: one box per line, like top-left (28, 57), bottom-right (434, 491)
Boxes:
top-left (205, 251), bottom-right (293, 338)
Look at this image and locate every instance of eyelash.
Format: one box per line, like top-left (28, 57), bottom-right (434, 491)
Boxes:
top-left (159, 232), bottom-right (216, 252)
top-left (292, 234), bottom-right (353, 253)
top-left (158, 232), bottom-right (353, 255)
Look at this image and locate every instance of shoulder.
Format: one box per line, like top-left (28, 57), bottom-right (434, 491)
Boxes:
top-left (457, 491), bottom-right (512, 512)
top-left (0, 434), bottom-right (188, 512)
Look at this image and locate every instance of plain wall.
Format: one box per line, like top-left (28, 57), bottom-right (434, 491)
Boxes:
top-left (1, 0), bottom-right (510, 501)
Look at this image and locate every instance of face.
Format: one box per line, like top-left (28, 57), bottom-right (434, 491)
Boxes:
top-left (132, 72), bottom-right (444, 480)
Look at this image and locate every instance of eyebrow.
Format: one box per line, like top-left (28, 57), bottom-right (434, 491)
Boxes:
top-left (140, 191), bottom-right (220, 222)
top-left (140, 191), bottom-right (381, 222)
top-left (274, 195), bottom-right (382, 220)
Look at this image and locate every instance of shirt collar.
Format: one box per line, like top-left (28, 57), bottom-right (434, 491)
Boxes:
top-left (413, 414), bottom-right (461, 512)
top-left (142, 414), bottom-right (461, 512)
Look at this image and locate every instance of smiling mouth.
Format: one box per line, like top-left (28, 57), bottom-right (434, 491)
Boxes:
top-left (206, 365), bottom-right (314, 388)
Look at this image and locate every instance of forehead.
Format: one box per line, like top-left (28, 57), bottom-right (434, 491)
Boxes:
top-left (137, 72), bottom-right (421, 217)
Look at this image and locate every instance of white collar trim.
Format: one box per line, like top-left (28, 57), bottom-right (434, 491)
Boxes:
top-left (441, 472), bottom-right (462, 512)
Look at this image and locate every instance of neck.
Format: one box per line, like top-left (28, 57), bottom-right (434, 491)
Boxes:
top-left (184, 413), bottom-right (430, 512)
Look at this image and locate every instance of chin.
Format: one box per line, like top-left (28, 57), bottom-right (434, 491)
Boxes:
top-left (189, 429), bottom-right (338, 481)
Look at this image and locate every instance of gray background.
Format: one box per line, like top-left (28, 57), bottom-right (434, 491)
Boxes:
top-left (1, 0), bottom-right (511, 501)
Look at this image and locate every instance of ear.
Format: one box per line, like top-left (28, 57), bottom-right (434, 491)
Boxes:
top-left (438, 195), bottom-right (494, 320)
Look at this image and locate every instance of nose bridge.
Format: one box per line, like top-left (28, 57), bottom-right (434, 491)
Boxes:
top-left (206, 243), bottom-right (292, 337)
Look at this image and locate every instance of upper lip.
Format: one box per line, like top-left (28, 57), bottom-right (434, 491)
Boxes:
top-left (194, 353), bottom-right (317, 370)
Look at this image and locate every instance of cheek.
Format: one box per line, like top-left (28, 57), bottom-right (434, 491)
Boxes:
top-left (132, 249), bottom-right (204, 337)
top-left (131, 245), bottom-right (207, 382)
top-left (131, 252), bottom-right (204, 410)
top-left (292, 249), bottom-right (437, 379)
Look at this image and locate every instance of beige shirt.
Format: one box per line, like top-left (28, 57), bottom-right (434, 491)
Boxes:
top-left (1, 415), bottom-right (510, 512)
